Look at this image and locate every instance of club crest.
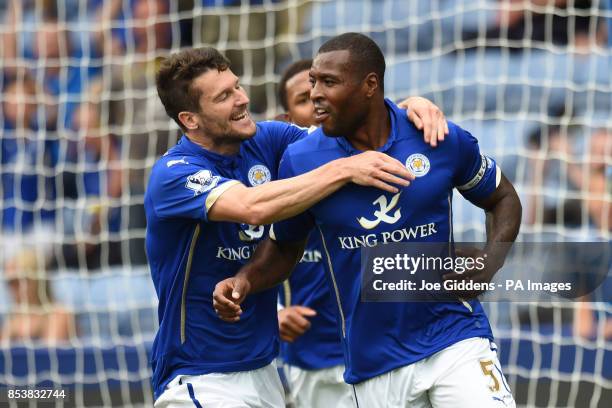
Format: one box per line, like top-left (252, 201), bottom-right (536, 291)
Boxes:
top-left (248, 164), bottom-right (271, 186)
top-left (406, 153), bottom-right (430, 177)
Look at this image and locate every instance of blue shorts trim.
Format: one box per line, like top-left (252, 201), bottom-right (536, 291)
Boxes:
top-left (187, 383), bottom-right (203, 408)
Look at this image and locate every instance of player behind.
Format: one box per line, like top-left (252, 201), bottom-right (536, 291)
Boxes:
top-left (147, 46), bottom-right (443, 407)
top-left (214, 33), bottom-right (522, 408)
top-left (275, 58), bottom-right (449, 408)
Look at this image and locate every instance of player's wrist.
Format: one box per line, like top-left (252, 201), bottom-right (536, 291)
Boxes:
top-left (326, 157), bottom-right (352, 183)
top-left (482, 244), bottom-right (508, 273)
top-left (242, 277), bottom-right (252, 296)
top-left (232, 273), bottom-right (252, 296)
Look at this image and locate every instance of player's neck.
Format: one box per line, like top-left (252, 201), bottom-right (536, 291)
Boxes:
top-left (186, 132), bottom-right (241, 156)
top-left (349, 100), bottom-right (391, 151)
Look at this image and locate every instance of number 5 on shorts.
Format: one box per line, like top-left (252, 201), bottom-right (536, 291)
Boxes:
top-left (479, 359), bottom-right (500, 392)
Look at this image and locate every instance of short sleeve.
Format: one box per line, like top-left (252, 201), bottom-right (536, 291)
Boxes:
top-left (148, 163), bottom-right (241, 222)
top-left (256, 121), bottom-right (309, 168)
top-left (269, 149), bottom-right (315, 243)
top-left (452, 124), bottom-right (500, 202)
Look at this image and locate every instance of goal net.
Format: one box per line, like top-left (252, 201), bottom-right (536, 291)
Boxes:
top-left (0, 0), bottom-right (609, 406)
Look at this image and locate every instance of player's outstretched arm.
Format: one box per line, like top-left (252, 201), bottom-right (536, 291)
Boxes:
top-left (208, 150), bottom-right (414, 225)
top-left (213, 238), bottom-right (306, 322)
top-left (443, 173), bottom-right (522, 297)
top-left (397, 96), bottom-right (449, 147)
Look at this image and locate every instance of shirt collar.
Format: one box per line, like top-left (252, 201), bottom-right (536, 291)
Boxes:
top-left (177, 135), bottom-right (241, 168)
top-left (335, 98), bottom-right (399, 155)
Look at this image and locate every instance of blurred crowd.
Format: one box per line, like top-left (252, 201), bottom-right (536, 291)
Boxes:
top-left (0, 0), bottom-right (188, 344)
top-left (0, 0), bottom-right (609, 344)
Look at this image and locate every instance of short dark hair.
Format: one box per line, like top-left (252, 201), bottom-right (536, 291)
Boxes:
top-left (156, 47), bottom-right (230, 131)
top-left (318, 32), bottom-right (385, 92)
top-left (278, 59), bottom-right (312, 111)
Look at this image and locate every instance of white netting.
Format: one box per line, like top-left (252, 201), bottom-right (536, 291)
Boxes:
top-left (0, 0), bottom-right (609, 407)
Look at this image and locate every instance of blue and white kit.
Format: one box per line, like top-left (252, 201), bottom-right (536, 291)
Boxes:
top-left (271, 99), bottom-right (501, 385)
top-left (145, 121), bottom-right (305, 400)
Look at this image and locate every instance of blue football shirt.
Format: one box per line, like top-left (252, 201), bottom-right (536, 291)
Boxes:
top-left (278, 234), bottom-right (345, 370)
top-left (271, 99), bottom-right (499, 384)
top-left (145, 121), bottom-right (305, 399)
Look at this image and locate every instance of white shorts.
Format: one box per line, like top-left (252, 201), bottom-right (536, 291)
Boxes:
top-left (285, 364), bottom-right (354, 408)
top-left (353, 337), bottom-right (515, 408)
top-left (154, 362), bottom-right (285, 408)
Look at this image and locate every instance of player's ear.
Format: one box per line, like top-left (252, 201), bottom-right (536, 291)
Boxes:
top-left (364, 73), bottom-right (379, 98)
top-left (178, 111), bottom-right (199, 130)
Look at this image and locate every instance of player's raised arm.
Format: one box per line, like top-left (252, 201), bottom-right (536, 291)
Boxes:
top-left (213, 237), bottom-right (306, 322)
top-left (208, 150), bottom-right (414, 225)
